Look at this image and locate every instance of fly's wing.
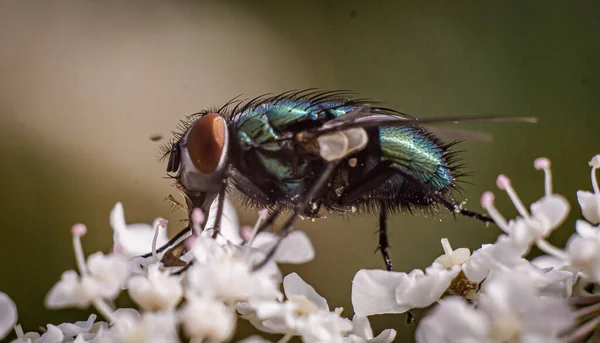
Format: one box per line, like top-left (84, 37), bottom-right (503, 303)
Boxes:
top-left (312, 112), bottom-right (537, 136)
top-left (306, 107), bottom-right (535, 161)
top-left (425, 127), bottom-right (494, 143)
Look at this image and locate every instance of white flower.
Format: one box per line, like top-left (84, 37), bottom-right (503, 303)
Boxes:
top-left (251, 231), bottom-right (315, 264)
top-left (344, 316), bottom-right (396, 343)
top-left (0, 292), bottom-right (17, 340)
top-left (205, 198), bottom-right (244, 245)
top-left (416, 297), bottom-right (490, 343)
top-left (239, 273), bottom-right (352, 342)
top-left (561, 220), bottom-right (600, 282)
top-left (416, 271), bottom-right (575, 343)
top-left (434, 238), bottom-right (470, 269)
top-left (103, 310), bottom-right (179, 343)
top-left (45, 253), bottom-right (129, 309)
top-left (352, 264), bottom-right (460, 316)
top-left (236, 336), bottom-right (272, 343)
top-left (479, 159), bottom-right (571, 269)
top-left (57, 314), bottom-right (96, 337)
top-left (185, 237), bottom-right (281, 304)
top-left (12, 324), bottom-right (66, 343)
top-left (479, 271), bottom-right (574, 342)
top-left (179, 295), bottom-right (236, 343)
top-left (127, 264), bottom-right (183, 311)
top-left (462, 235), bottom-right (529, 283)
top-left (577, 154), bottom-right (600, 224)
top-left (110, 202), bottom-right (169, 258)
top-left (485, 170), bottom-right (569, 248)
top-left (45, 224), bottom-right (130, 311)
top-left (529, 256), bottom-right (577, 297)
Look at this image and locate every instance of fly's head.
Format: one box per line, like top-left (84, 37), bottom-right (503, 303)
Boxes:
top-left (162, 112), bottom-right (230, 213)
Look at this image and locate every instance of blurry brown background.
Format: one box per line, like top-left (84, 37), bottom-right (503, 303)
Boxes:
top-left (1, 1), bottom-right (599, 342)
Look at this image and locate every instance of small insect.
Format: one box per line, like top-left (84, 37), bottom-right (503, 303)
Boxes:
top-left (149, 134), bottom-right (163, 142)
top-left (156, 89), bottom-right (535, 271)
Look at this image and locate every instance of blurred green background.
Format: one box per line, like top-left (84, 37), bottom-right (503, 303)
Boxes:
top-left (1, 1), bottom-right (599, 342)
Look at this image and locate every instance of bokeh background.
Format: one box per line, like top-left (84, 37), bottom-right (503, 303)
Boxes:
top-left (1, 1), bottom-right (599, 342)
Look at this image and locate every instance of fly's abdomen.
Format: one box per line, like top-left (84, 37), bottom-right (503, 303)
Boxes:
top-left (379, 126), bottom-right (454, 192)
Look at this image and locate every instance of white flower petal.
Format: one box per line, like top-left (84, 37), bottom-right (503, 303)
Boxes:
top-left (463, 236), bottom-right (528, 283)
top-left (105, 311), bottom-right (178, 343)
top-left (57, 314), bottom-right (97, 337)
top-left (351, 269), bottom-right (408, 316)
top-left (283, 273), bottom-right (328, 311)
top-left (236, 335), bottom-right (272, 343)
top-left (128, 264), bottom-right (182, 311)
top-left (179, 295), bottom-right (236, 342)
top-left (253, 231), bottom-right (315, 264)
top-left (206, 198), bottom-right (242, 245)
top-left (36, 324), bottom-right (64, 343)
top-left (577, 190), bottom-right (600, 224)
top-left (236, 302), bottom-right (279, 334)
top-left (416, 297), bottom-right (490, 343)
top-left (187, 258), bottom-right (280, 304)
top-left (0, 292), bottom-right (17, 340)
top-left (396, 265), bottom-right (460, 309)
top-left (530, 194), bottom-right (570, 230)
top-left (351, 315), bottom-right (374, 340)
top-left (368, 329), bottom-right (397, 343)
top-left (530, 254), bottom-right (562, 269)
top-left (109, 202), bottom-right (127, 233)
top-left (575, 219), bottom-right (600, 238)
top-left (44, 271), bottom-right (96, 309)
top-left (295, 312), bottom-right (352, 342)
top-left (86, 253), bottom-right (130, 299)
top-left (110, 203), bottom-right (169, 257)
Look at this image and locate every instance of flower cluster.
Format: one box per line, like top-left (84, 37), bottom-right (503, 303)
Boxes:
top-left (1, 199), bottom-right (394, 343)
top-left (2, 154), bottom-right (600, 342)
top-left (351, 155), bottom-right (600, 342)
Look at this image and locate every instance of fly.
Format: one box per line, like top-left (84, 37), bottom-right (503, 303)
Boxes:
top-left (151, 89), bottom-right (536, 271)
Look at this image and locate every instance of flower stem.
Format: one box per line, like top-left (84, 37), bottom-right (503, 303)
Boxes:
top-left (72, 235), bottom-right (88, 277)
top-left (536, 239), bottom-right (568, 261)
top-left (92, 299), bottom-right (116, 323)
top-left (570, 294), bottom-right (600, 306)
top-left (277, 333), bottom-right (293, 343)
top-left (574, 302), bottom-right (600, 319)
top-left (564, 315), bottom-right (600, 342)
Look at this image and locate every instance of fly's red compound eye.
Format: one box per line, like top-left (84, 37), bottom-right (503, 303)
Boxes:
top-left (187, 113), bottom-right (226, 173)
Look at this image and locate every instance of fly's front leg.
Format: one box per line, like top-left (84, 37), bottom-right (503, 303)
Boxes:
top-left (252, 162), bottom-right (339, 271)
top-left (210, 187), bottom-right (227, 239)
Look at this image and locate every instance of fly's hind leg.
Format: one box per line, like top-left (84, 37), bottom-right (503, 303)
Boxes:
top-left (378, 201), bottom-right (393, 271)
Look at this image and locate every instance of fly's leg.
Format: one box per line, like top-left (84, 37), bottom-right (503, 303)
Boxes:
top-left (251, 204), bottom-right (282, 238)
top-left (338, 161), bottom-right (395, 204)
top-left (210, 187), bottom-right (227, 239)
top-left (139, 226), bottom-right (192, 259)
top-left (252, 162), bottom-right (339, 271)
top-left (378, 201), bottom-right (393, 271)
top-left (435, 196), bottom-right (494, 223)
top-left (227, 165), bottom-right (282, 237)
top-left (337, 161), bottom-right (400, 271)
top-left (228, 166), bottom-right (272, 204)
top-left (386, 168), bottom-right (493, 224)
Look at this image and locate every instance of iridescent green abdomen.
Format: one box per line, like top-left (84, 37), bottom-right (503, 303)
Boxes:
top-left (379, 126), bottom-right (453, 192)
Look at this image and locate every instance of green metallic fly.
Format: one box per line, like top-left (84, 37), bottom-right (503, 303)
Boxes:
top-left (153, 89), bottom-right (536, 271)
